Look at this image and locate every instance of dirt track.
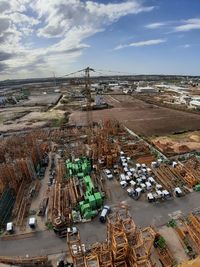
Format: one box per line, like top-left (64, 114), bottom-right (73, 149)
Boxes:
top-left (69, 94), bottom-right (200, 136)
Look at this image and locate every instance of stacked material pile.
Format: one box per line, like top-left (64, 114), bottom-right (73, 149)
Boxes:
top-left (68, 207), bottom-right (155, 267)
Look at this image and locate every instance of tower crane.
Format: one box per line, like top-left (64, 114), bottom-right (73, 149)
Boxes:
top-left (62, 67), bottom-right (94, 141)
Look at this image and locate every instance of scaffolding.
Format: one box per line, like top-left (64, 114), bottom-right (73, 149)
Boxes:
top-left (0, 187), bottom-right (16, 229)
top-left (68, 207), bottom-right (155, 267)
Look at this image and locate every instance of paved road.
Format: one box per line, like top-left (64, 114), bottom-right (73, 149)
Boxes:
top-left (1, 188), bottom-right (200, 257)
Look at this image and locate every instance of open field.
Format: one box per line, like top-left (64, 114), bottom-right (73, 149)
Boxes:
top-left (0, 96), bottom-right (65, 133)
top-left (22, 93), bottom-right (62, 106)
top-left (70, 94), bottom-right (200, 136)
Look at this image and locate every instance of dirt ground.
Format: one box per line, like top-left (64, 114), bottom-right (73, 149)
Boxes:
top-left (22, 93), bottom-right (62, 106)
top-left (0, 104), bottom-right (65, 133)
top-left (69, 94), bottom-right (200, 137)
top-left (151, 131), bottom-right (200, 155)
top-left (159, 226), bottom-right (189, 264)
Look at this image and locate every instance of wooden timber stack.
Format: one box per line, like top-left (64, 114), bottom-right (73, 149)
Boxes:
top-left (156, 247), bottom-right (174, 267)
top-left (91, 121), bottom-right (119, 168)
top-left (185, 157), bottom-right (200, 174)
top-left (183, 214), bottom-right (200, 253)
top-left (152, 163), bottom-right (198, 191)
top-left (0, 256), bottom-right (48, 265)
top-left (175, 165), bottom-right (198, 188)
top-left (49, 182), bottom-right (72, 228)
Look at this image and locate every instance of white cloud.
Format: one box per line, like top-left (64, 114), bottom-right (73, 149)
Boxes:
top-left (182, 44), bottom-right (190, 48)
top-left (175, 18), bottom-right (200, 32)
top-left (145, 22), bottom-right (166, 29)
top-left (0, 0), bottom-right (155, 78)
top-left (36, 0), bottom-right (154, 38)
top-left (115, 39), bottom-right (166, 50)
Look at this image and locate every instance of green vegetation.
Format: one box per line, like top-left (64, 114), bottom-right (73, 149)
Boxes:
top-left (0, 115), bottom-right (4, 124)
top-left (45, 222), bottom-right (54, 230)
top-left (50, 117), bottom-right (66, 127)
top-left (157, 236), bottom-right (167, 250)
top-left (167, 219), bottom-right (177, 228)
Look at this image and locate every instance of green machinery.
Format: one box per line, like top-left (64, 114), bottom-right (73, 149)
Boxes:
top-left (66, 157), bottom-right (91, 177)
top-left (195, 184), bottom-right (200, 191)
top-left (66, 157), bottom-right (103, 219)
top-left (0, 187), bottom-right (16, 229)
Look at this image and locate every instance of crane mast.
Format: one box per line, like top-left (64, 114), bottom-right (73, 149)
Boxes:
top-left (84, 67), bottom-right (94, 142)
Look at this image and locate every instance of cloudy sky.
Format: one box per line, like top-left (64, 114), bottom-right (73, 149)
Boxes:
top-left (0, 0), bottom-right (200, 80)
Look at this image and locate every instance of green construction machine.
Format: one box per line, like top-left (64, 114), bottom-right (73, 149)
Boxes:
top-left (66, 157), bottom-right (103, 220)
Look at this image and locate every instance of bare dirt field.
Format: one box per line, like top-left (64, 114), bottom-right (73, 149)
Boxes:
top-left (69, 94), bottom-right (200, 136)
top-left (22, 93), bottom-right (62, 106)
top-left (0, 105), bottom-right (65, 133)
top-left (151, 131), bottom-right (200, 155)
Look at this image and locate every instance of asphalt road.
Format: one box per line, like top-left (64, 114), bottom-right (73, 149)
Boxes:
top-left (0, 189), bottom-right (200, 257)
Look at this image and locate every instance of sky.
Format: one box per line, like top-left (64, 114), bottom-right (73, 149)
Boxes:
top-left (0, 0), bottom-right (200, 80)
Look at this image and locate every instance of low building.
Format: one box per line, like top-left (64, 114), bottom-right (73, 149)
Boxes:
top-left (135, 86), bottom-right (158, 93)
top-left (0, 96), bottom-right (6, 105)
top-left (189, 100), bottom-right (200, 109)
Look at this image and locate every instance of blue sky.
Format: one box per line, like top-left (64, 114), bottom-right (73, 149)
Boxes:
top-left (0, 0), bottom-right (200, 79)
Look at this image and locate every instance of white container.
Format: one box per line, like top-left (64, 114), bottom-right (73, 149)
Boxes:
top-left (120, 174), bottom-right (126, 181)
top-left (162, 190), bottom-right (170, 197)
top-left (141, 175), bottom-right (146, 181)
top-left (124, 167), bottom-right (129, 173)
top-left (147, 193), bottom-right (154, 201)
top-left (148, 177), bottom-right (155, 184)
top-left (156, 190), bottom-right (162, 197)
top-left (156, 184), bottom-right (163, 190)
top-left (126, 176), bottom-right (131, 182)
top-left (136, 163), bottom-right (141, 170)
top-left (130, 168), bottom-right (136, 173)
top-left (135, 187), bottom-right (142, 196)
top-left (151, 161), bottom-right (157, 168)
top-left (174, 187), bottom-right (182, 194)
top-left (136, 178), bottom-right (142, 184)
top-left (130, 180), bottom-right (136, 187)
top-left (6, 222), bottom-right (13, 232)
top-left (172, 161), bottom-right (177, 168)
top-left (147, 168), bottom-right (152, 173)
top-left (142, 168), bottom-right (147, 174)
top-left (120, 181), bottom-right (127, 188)
top-left (140, 183), bottom-right (146, 190)
top-left (127, 172), bottom-right (132, 177)
top-left (145, 181), bottom-right (152, 190)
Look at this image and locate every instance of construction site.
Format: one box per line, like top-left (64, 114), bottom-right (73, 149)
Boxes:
top-left (0, 68), bottom-right (200, 267)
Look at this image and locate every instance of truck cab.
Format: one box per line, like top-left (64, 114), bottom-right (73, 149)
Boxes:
top-left (29, 217), bottom-right (36, 229)
top-left (99, 205), bottom-right (110, 223)
top-left (6, 222), bottom-right (14, 234)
